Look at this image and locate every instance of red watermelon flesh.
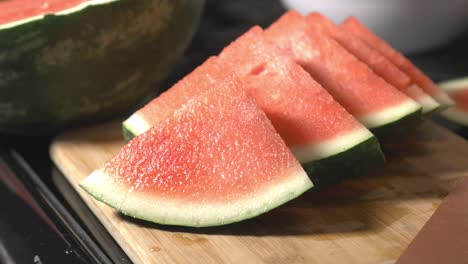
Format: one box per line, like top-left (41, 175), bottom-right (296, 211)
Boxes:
top-left (0, 0), bottom-right (88, 25)
top-left (123, 56), bottom-right (233, 135)
top-left (82, 84), bottom-right (313, 227)
top-left (306, 13), bottom-right (440, 114)
top-left (306, 13), bottom-right (410, 90)
top-left (216, 27), bottom-right (384, 187)
top-left (340, 17), bottom-right (453, 107)
top-left (217, 27), bottom-right (369, 150)
top-left (265, 11), bottom-right (420, 130)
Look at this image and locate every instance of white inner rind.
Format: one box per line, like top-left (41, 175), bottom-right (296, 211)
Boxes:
top-left (433, 91), bottom-right (455, 107)
top-left (416, 94), bottom-right (440, 113)
top-left (440, 108), bottom-right (468, 126)
top-left (290, 128), bottom-right (373, 163)
top-left (123, 113), bottom-right (150, 137)
top-left (0, 0), bottom-right (119, 30)
top-left (81, 168), bottom-right (313, 227)
top-left (79, 169), bottom-right (130, 209)
top-left (438, 77), bottom-right (468, 92)
top-left (358, 99), bottom-right (421, 129)
top-left (406, 85), bottom-right (440, 113)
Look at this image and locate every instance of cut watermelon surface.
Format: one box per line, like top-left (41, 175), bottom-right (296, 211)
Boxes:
top-left (341, 17), bottom-right (453, 108)
top-left (123, 56), bottom-right (226, 139)
top-left (306, 13), bottom-right (440, 114)
top-left (265, 11), bottom-right (421, 138)
top-left (217, 27), bottom-right (384, 186)
top-left (81, 85), bottom-right (313, 227)
top-left (0, 0), bottom-right (115, 29)
top-left (438, 77), bottom-right (468, 126)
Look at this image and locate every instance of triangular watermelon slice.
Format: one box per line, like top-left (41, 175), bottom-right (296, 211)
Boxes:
top-left (265, 11), bottom-right (422, 138)
top-left (122, 56), bottom-right (224, 139)
top-left (216, 27), bottom-right (384, 186)
top-left (340, 16), bottom-right (454, 108)
top-left (81, 84), bottom-right (313, 227)
top-left (438, 77), bottom-right (468, 126)
top-left (306, 12), bottom-right (440, 114)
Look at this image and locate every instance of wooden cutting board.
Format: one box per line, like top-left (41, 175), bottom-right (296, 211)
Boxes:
top-left (50, 120), bottom-right (468, 264)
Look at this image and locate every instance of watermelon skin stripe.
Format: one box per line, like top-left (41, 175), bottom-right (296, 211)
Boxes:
top-left (358, 99), bottom-right (421, 129)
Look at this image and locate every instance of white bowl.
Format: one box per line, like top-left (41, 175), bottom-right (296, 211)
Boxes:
top-left (281, 0), bottom-right (468, 54)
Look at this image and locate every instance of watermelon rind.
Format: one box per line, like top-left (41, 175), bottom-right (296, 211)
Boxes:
top-left (404, 84), bottom-right (441, 114)
top-left (416, 93), bottom-right (440, 114)
top-left (369, 105), bottom-right (422, 140)
top-left (438, 77), bottom-right (468, 92)
top-left (438, 77), bottom-right (468, 126)
top-left (356, 98), bottom-right (422, 138)
top-left (0, 0), bottom-right (118, 30)
top-left (80, 170), bottom-right (130, 208)
top-left (299, 131), bottom-right (384, 187)
top-left (122, 113), bottom-right (149, 141)
top-left (81, 168), bottom-right (313, 227)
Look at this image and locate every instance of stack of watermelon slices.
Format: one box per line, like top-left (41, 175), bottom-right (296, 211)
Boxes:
top-left (82, 11), bottom-right (449, 227)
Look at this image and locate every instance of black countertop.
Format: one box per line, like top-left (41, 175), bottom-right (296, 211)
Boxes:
top-left (1, 1), bottom-right (468, 263)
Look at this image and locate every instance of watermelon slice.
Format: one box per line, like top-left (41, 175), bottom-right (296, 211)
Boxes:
top-left (438, 77), bottom-right (468, 126)
top-left (216, 27), bottom-right (384, 186)
top-left (306, 13), bottom-right (440, 114)
top-left (265, 11), bottom-right (421, 138)
top-left (123, 56), bottom-right (224, 139)
top-left (124, 27), bottom-right (384, 187)
top-left (81, 84), bottom-right (313, 227)
top-left (340, 17), bottom-right (454, 108)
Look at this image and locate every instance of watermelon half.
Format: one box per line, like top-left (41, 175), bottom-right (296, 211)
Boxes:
top-left (81, 84), bottom-right (313, 227)
top-left (340, 17), bottom-right (454, 108)
top-left (265, 11), bottom-right (422, 139)
top-left (438, 77), bottom-right (468, 126)
top-left (216, 27), bottom-right (384, 186)
top-left (0, 0), bottom-right (203, 134)
top-left (306, 13), bottom-right (440, 114)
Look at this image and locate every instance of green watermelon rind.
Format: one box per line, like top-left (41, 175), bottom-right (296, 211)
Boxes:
top-left (122, 113), bottom-right (149, 141)
top-left (410, 87), bottom-right (441, 115)
top-left (80, 169), bottom-right (313, 227)
top-left (418, 95), bottom-right (441, 115)
top-left (301, 133), bottom-right (384, 188)
top-left (357, 99), bottom-right (422, 140)
top-left (369, 105), bottom-right (423, 141)
top-left (0, 0), bottom-right (204, 134)
top-left (438, 77), bottom-right (468, 126)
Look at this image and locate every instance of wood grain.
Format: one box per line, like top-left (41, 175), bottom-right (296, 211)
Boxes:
top-left (50, 120), bottom-right (468, 264)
